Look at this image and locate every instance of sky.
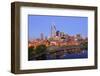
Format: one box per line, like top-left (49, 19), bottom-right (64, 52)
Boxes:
top-left (28, 15), bottom-right (88, 40)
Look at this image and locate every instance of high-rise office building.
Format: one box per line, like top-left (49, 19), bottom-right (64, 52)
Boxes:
top-left (51, 23), bottom-right (56, 38)
top-left (40, 33), bottom-right (44, 40)
top-left (76, 34), bottom-right (82, 41)
top-left (56, 30), bottom-right (60, 37)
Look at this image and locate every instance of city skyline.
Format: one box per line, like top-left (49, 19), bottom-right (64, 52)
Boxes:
top-left (28, 15), bottom-right (88, 40)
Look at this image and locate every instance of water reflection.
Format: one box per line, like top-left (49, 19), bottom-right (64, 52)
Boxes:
top-left (47, 50), bottom-right (88, 60)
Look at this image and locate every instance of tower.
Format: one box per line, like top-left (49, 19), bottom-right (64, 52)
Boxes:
top-left (56, 30), bottom-right (60, 37)
top-left (51, 23), bottom-right (56, 38)
top-left (40, 33), bottom-right (44, 40)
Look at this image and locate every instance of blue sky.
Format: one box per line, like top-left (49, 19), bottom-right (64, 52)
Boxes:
top-left (28, 15), bottom-right (88, 40)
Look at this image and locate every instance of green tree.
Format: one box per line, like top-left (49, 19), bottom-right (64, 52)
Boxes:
top-left (28, 46), bottom-right (35, 60)
top-left (35, 45), bottom-right (47, 60)
top-left (81, 42), bottom-right (88, 50)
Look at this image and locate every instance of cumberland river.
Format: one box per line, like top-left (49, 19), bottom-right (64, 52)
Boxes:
top-left (46, 50), bottom-right (88, 60)
top-left (28, 45), bottom-right (88, 60)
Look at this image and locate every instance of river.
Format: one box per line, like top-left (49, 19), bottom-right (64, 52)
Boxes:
top-left (47, 50), bottom-right (88, 60)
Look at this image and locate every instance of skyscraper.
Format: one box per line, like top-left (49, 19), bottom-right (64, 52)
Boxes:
top-left (51, 23), bottom-right (56, 38)
top-left (76, 34), bottom-right (82, 41)
top-left (40, 33), bottom-right (44, 40)
top-left (56, 30), bottom-right (60, 37)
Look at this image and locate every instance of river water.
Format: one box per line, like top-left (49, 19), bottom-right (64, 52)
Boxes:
top-left (47, 50), bottom-right (88, 60)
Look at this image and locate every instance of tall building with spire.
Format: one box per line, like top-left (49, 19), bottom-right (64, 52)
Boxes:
top-left (51, 23), bottom-right (56, 38)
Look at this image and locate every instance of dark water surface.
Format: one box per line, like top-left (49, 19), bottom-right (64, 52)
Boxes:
top-left (28, 50), bottom-right (88, 60)
top-left (47, 50), bottom-right (88, 60)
